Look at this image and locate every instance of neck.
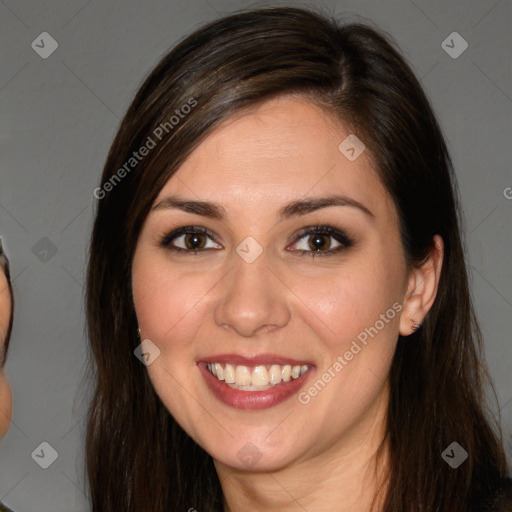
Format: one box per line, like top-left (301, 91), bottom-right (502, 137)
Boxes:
top-left (215, 388), bottom-right (390, 512)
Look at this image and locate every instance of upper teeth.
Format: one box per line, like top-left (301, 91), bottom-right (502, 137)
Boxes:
top-left (206, 363), bottom-right (310, 388)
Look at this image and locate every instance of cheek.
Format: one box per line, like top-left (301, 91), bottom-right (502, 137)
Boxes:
top-left (293, 256), bottom-right (402, 348)
top-left (132, 256), bottom-right (219, 347)
top-left (290, 259), bottom-right (402, 428)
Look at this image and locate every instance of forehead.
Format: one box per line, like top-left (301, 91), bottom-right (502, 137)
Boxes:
top-left (154, 95), bottom-right (394, 220)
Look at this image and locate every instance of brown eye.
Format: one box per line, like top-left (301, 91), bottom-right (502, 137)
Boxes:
top-left (289, 225), bottom-right (354, 257)
top-left (160, 226), bottom-right (222, 253)
top-left (307, 233), bottom-right (332, 251)
top-left (183, 233), bottom-right (207, 250)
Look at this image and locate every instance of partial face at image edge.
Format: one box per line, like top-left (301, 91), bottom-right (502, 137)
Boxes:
top-left (0, 243), bottom-right (13, 439)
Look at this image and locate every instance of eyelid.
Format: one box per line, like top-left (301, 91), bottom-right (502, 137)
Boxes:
top-left (290, 225), bottom-right (353, 246)
top-left (159, 226), bottom-right (220, 249)
top-left (286, 225), bottom-right (354, 257)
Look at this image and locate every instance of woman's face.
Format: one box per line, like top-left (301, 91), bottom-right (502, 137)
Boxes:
top-left (0, 268), bottom-right (12, 438)
top-left (132, 95), bottom-right (411, 471)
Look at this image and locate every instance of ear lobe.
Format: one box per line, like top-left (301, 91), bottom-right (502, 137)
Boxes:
top-left (399, 235), bottom-right (444, 336)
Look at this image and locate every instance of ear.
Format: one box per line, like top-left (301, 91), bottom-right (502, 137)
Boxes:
top-left (399, 235), bottom-right (444, 336)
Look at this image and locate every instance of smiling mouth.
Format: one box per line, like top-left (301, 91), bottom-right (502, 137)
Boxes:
top-left (205, 362), bottom-right (311, 390)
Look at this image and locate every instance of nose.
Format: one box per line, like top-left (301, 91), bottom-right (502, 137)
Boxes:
top-left (214, 248), bottom-right (291, 338)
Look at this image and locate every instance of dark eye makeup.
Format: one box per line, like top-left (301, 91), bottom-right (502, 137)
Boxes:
top-left (158, 224), bottom-right (355, 259)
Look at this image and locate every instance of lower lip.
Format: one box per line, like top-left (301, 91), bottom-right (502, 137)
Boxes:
top-left (198, 363), bottom-right (313, 410)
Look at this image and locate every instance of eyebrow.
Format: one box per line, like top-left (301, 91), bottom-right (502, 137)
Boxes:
top-left (152, 194), bottom-right (375, 221)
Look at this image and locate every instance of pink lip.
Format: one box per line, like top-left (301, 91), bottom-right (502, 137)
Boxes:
top-left (198, 352), bottom-right (314, 366)
top-left (197, 361), bottom-right (315, 410)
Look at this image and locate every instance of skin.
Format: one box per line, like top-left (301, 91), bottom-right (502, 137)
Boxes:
top-left (131, 95), bottom-right (443, 511)
top-left (0, 268), bottom-right (12, 438)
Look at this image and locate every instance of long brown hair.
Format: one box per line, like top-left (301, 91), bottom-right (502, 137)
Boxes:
top-left (85, 6), bottom-right (509, 511)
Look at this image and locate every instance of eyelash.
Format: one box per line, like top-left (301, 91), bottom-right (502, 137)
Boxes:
top-left (159, 225), bottom-right (354, 259)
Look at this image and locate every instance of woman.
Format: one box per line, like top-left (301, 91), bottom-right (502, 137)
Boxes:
top-left (86, 7), bottom-right (511, 511)
top-left (0, 238), bottom-right (16, 512)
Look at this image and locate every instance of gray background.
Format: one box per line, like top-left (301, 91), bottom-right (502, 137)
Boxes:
top-left (0, 0), bottom-right (510, 510)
